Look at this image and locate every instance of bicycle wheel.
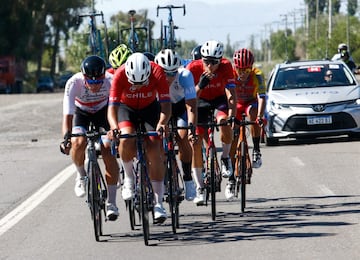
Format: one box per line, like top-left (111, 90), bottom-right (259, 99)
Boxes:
top-left (209, 146), bottom-right (216, 220)
top-left (240, 141), bottom-right (247, 212)
top-left (167, 156), bottom-right (181, 233)
top-left (126, 200), bottom-right (135, 230)
top-left (88, 161), bottom-right (102, 241)
top-left (140, 162), bottom-right (150, 246)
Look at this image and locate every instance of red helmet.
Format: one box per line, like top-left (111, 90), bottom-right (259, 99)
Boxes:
top-left (233, 48), bottom-right (254, 69)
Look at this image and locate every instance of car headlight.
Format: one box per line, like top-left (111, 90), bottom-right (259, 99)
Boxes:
top-left (270, 100), bottom-right (289, 110)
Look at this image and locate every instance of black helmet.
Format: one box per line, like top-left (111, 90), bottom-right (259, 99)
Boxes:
top-left (191, 45), bottom-right (202, 60)
top-left (81, 55), bottom-right (106, 79)
top-left (143, 52), bottom-right (155, 62)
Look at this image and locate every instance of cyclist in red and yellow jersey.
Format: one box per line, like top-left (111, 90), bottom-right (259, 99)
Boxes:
top-left (225, 48), bottom-right (266, 200)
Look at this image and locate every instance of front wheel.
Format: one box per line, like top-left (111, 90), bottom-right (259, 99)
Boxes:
top-left (140, 162), bottom-right (150, 246)
top-left (209, 146), bottom-right (216, 221)
top-left (88, 161), bottom-right (102, 241)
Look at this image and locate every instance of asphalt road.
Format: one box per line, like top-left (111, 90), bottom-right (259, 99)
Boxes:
top-left (0, 92), bottom-right (359, 259)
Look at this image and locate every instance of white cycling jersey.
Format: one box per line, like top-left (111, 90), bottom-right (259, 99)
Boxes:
top-left (63, 71), bottom-right (113, 115)
top-left (170, 67), bottom-right (196, 103)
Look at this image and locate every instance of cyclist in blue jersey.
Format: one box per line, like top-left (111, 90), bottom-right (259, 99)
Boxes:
top-left (155, 49), bottom-right (198, 201)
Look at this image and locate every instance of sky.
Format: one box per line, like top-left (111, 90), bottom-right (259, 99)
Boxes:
top-left (94, 0), bottom-right (305, 48)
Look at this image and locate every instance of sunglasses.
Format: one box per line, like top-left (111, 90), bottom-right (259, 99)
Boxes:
top-left (203, 58), bottom-right (220, 66)
top-left (166, 71), bottom-right (177, 77)
top-left (325, 74), bottom-right (333, 77)
top-left (86, 78), bottom-right (104, 85)
top-left (236, 68), bottom-right (252, 74)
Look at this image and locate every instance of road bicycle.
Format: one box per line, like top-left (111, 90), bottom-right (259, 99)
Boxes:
top-left (163, 118), bottom-right (195, 233)
top-left (77, 10), bottom-right (109, 61)
top-left (116, 122), bottom-right (158, 246)
top-left (156, 4), bottom-right (186, 50)
top-left (119, 10), bottom-right (151, 52)
top-left (233, 113), bottom-right (256, 212)
top-left (199, 108), bottom-right (227, 220)
top-left (72, 123), bottom-right (108, 242)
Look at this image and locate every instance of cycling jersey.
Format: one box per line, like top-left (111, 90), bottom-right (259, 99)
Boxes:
top-left (109, 62), bottom-right (170, 109)
top-left (234, 67), bottom-right (266, 104)
top-left (63, 72), bottom-right (112, 115)
top-left (170, 67), bottom-right (196, 103)
top-left (186, 58), bottom-right (235, 101)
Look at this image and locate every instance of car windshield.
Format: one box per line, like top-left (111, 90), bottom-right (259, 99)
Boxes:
top-left (272, 63), bottom-right (356, 90)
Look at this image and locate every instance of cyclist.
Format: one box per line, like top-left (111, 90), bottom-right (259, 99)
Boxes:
top-left (143, 51), bottom-right (155, 62)
top-left (60, 55), bottom-right (120, 221)
top-left (191, 45), bottom-right (202, 60)
top-left (340, 50), bottom-right (357, 74)
top-left (107, 52), bottom-right (172, 223)
top-left (108, 43), bottom-right (132, 73)
top-left (225, 48), bottom-right (266, 200)
top-left (154, 48), bottom-right (197, 201)
top-left (331, 43), bottom-right (354, 62)
top-left (186, 40), bottom-right (236, 205)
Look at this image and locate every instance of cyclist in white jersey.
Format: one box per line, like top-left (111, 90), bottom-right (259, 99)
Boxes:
top-left (155, 49), bottom-right (198, 201)
top-left (60, 55), bottom-right (120, 221)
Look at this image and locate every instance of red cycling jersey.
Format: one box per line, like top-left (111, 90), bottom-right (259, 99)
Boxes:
top-left (109, 62), bottom-right (170, 109)
top-left (187, 58), bottom-right (235, 100)
top-left (234, 67), bottom-right (266, 105)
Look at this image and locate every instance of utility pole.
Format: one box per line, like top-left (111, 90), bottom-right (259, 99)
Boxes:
top-left (328, 0), bottom-right (332, 39)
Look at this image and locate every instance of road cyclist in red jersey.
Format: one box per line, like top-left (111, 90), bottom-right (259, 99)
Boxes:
top-left (154, 48), bottom-right (198, 201)
top-left (225, 48), bottom-right (266, 200)
top-left (186, 40), bottom-right (237, 205)
top-left (60, 55), bottom-right (120, 220)
top-left (107, 52), bottom-right (172, 223)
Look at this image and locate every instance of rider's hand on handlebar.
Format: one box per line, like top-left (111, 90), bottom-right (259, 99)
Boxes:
top-left (256, 116), bottom-right (266, 127)
top-left (60, 131), bottom-right (71, 155)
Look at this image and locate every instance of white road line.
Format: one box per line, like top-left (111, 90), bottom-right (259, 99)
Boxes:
top-left (0, 165), bottom-right (75, 237)
top-left (291, 156), bottom-right (305, 167)
top-left (318, 184), bottom-right (335, 196)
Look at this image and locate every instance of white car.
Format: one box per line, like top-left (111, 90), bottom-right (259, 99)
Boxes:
top-left (265, 59), bottom-right (360, 145)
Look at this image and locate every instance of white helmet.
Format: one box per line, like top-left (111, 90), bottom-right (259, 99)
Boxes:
top-left (200, 40), bottom-right (224, 59)
top-left (154, 49), bottom-right (181, 72)
top-left (125, 52), bottom-right (151, 83)
top-left (338, 43), bottom-right (348, 52)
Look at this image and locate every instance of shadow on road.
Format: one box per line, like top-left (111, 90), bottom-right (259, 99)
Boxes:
top-left (99, 195), bottom-right (359, 245)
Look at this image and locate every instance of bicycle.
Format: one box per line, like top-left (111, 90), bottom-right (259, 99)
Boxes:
top-left (163, 118), bottom-right (195, 233)
top-left (116, 122), bottom-right (158, 246)
top-left (198, 108), bottom-right (227, 220)
top-left (156, 4), bottom-right (186, 50)
top-left (77, 10), bottom-right (109, 60)
top-left (72, 123), bottom-right (108, 242)
top-left (120, 10), bottom-right (150, 52)
top-left (232, 113), bottom-right (256, 213)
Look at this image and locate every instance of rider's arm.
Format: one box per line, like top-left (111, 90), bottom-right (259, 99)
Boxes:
top-left (107, 104), bottom-right (119, 131)
top-left (62, 114), bottom-right (73, 136)
top-left (225, 87), bottom-right (237, 118)
top-left (157, 102), bottom-right (172, 132)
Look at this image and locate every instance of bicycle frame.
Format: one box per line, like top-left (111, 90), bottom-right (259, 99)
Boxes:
top-left (233, 114), bottom-right (256, 213)
top-left (72, 123), bottom-right (108, 242)
top-left (77, 10), bottom-right (109, 60)
top-left (156, 4), bottom-right (186, 50)
top-left (199, 109), bottom-right (226, 220)
top-left (117, 124), bottom-right (158, 246)
top-left (120, 10), bottom-right (149, 52)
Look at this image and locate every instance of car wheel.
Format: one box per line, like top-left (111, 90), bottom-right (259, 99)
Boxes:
top-left (265, 136), bottom-right (279, 146)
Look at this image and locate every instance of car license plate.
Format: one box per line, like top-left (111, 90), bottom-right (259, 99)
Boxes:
top-left (307, 115), bottom-right (332, 125)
